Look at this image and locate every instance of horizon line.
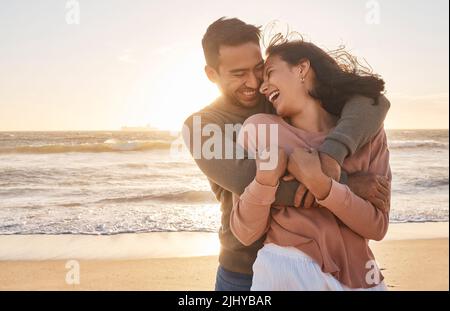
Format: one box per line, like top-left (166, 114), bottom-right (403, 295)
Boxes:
top-left (0, 128), bottom-right (449, 132)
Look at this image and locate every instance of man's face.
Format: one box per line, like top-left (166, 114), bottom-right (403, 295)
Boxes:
top-left (210, 42), bottom-right (264, 108)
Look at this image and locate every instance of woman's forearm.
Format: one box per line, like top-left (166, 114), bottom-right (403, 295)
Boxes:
top-left (229, 179), bottom-right (277, 246)
top-left (315, 180), bottom-right (390, 241)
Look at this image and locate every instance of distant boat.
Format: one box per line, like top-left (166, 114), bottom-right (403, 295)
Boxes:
top-left (120, 125), bottom-right (174, 137)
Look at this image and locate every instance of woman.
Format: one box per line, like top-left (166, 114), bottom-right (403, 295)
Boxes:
top-left (230, 39), bottom-right (391, 291)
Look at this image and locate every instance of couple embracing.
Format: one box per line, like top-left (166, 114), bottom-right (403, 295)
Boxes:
top-left (183, 17), bottom-right (391, 291)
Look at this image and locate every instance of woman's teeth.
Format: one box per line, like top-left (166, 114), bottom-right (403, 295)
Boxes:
top-left (268, 91), bottom-right (280, 103)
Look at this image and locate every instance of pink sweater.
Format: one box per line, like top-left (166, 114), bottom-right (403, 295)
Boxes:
top-left (230, 114), bottom-right (391, 289)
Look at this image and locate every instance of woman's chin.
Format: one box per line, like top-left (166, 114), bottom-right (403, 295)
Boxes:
top-left (275, 106), bottom-right (285, 116)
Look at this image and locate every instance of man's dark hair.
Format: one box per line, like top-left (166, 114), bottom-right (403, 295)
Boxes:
top-left (202, 17), bottom-right (261, 70)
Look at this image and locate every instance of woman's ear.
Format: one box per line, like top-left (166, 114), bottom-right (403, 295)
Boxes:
top-left (205, 65), bottom-right (219, 83)
top-left (297, 59), bottom-right (311, 79)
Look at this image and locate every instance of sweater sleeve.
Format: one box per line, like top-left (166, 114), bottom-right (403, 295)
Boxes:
top-left (316, 128), bottom-right (391, 241)
top-left (183, 113), bottom-right (300, 205)
top-left (230, 179), bottom-right (278, 246)
top-left (319, 95), bottom-right (391, 165)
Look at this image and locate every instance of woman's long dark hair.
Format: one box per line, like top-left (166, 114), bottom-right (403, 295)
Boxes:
top-left (266, 38), bottom-right (385, 116)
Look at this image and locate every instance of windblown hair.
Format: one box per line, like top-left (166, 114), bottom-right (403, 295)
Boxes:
top-left (266, 35), bottom-right (385, 116)
top-left (202, 17), bottom-right (261, 70)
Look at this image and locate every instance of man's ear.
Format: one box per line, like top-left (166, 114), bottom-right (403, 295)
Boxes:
top-left (205, 65), bottom-right (219, 83)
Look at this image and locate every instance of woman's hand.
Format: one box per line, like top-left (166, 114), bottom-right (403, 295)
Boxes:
top-left (287, 148), bottom-right (332, 200)
top-left (255, 148), bottom-right (288, 187)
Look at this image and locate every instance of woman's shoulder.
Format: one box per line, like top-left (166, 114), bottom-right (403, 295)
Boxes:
top-left (243, 113), bottom-right (285, 127)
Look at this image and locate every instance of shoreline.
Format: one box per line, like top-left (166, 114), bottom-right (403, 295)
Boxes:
top-left (0, 238), bottom-right (447, 291)
top-left (0, 222), bottom-right (448, 291)
top-left (0, 222), bottom-right (448, 261)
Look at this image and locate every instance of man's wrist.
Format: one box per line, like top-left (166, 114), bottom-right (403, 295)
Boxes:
top-left (318, 140), bottom-right (349, 166)
top-left (339, 170), bottom-right (349, 184)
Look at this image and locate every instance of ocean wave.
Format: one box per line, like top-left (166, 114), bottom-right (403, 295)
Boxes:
top-left (388, 140), bottom-right (448, 149)
top-left (118, 163), bottom-right (149, 169)
top-left (96, 190), bottom-right (217, 204)
top-left (394, 177), bottom-right (449, 190)
top-left (389, 219), bottom-right (449, 224)
top-left (412, 178), bottom-right (449, 188)
top-left (0, 140), bottom-right (173, 154)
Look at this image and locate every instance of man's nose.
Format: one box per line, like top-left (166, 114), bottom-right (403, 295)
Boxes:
top-left (245, 72), bottom-right (259, 89)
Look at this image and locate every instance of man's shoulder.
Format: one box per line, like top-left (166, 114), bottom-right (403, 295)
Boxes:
top-left (184, 98), bottom-right (224, 124)
top-left (184, 97), bottom-right (247, 131)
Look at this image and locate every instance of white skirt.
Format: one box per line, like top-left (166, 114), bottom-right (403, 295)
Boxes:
top-left (251, 243), bottom-right (387, 291)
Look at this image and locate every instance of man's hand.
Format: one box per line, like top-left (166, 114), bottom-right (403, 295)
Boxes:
top-left (347, 172), bottom-right (390, 212)
top-left (294, 184), bottom-right (316, 208)
top-left (280, 182), bottom-right (315, 208)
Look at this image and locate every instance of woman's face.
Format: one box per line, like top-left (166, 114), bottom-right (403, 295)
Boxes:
top-left (259, 55), bottom-right (310, 117)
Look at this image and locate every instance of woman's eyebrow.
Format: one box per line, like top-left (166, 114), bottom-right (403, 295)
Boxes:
top-left (263, 65), bottom-right (273, 76)
top-left (255, 60), bottom-right (264, 68)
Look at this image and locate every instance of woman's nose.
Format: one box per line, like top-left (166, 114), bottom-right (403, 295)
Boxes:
top-left (259, 81), bottom-right (268, 94)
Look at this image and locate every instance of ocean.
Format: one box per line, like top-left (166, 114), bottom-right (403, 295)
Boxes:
top-left (0, 129), bottom-right (448, 235)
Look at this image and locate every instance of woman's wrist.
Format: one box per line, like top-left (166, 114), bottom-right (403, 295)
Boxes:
top-left (308, 173), bottom-right (332, 201)
top-left (255, 171), bottom-right (279, 187)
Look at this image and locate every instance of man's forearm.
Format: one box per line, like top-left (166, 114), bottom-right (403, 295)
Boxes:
top-left (193, 157), bottom-right (257, 196)
top-left (184, 114), bottom-right (259, 195)
top-left (273, 180), bottom-right (299, 206)
top-left (319, 95), bottom-right (390, 165)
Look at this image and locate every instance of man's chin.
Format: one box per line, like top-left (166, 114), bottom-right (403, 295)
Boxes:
top-left (237, 96), bottom-right (261, 108)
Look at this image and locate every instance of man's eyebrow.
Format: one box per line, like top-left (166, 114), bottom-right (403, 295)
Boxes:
top-left (229, 61), bottom-right (264, 74)
top-left (229, 68), bottom-right (247, 74)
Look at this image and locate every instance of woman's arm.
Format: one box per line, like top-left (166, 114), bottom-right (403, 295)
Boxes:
top-left (231, 147), bottom-right (288, 246)
top-left (288, 129), bottom-right (391, 241)
top-left (229, 117), bottom-right (288, 246)
top-left (230, 180), bottom-right (277, 246)
top-left (319, 129), bottom-right (391, 240)
top-left (183, 112), bottom-right (301, 206)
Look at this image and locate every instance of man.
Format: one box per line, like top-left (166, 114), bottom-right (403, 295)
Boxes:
top-left (183, 17), bottom-right (391, 291)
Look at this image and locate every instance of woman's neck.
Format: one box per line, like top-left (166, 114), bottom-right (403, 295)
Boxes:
top-left (289, 97), bottom-right (338, 133)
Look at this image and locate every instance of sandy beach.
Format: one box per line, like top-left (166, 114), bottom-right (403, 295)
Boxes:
top-left (0, 223), bottom-right (448, 291)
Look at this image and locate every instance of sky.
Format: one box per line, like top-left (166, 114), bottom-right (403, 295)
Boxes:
top-left (0, 0), bottom-right (448, 131)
